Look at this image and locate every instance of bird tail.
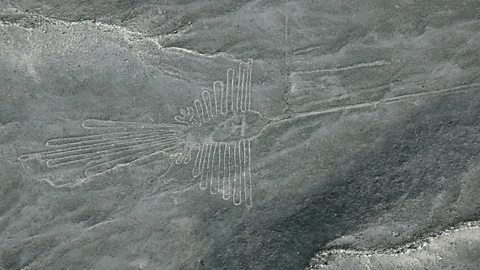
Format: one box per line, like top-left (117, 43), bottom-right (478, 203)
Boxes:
top-left (18, 119), bottom-right (183, 187)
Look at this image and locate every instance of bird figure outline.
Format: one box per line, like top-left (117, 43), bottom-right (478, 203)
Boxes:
top-left (18, 59), bottom-right (269, 208)
top-left (18, 57), bottom-right (480, 208)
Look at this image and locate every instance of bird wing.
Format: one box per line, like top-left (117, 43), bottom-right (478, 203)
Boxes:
top-left (173, 59), bottom-right (254, 126)
top-left (187, 59), bottom-right (255, 207)
top-left (191, 139), bottom-right (252, 207)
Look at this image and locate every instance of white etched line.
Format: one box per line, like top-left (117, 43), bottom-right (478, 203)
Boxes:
top-left (237, 140), bottom-right (244, 206)
top-left (45, 130), bottom-right (160, 146)
top-left (205, 143), bottom-right (213, 191)
top-left (175, 107), bottom-right (196, 125)
top-left (82, 140), bottom-right (177, 176)
top-left (183, 146), bottom-right (192, 164)
top-left (174, 152), bottom-right (183, 164)
top-left (237, 63), bottom-right (244, 112)
top-left (243, 63), bottom-right (247, 111)
top-left (199, 144), bottom-right (211, 190)
top-left (174, 146), bottom-right (185, 164)
top-left (80, 139), bottom-right (177, 170)
top-left (45, 130), bottom-right (173, 147)
top-left (213, 81), bottom-right (223, 117)
top-left (43, 134), bottom-right (176, 159)
top-left (204, 143), bottom-right (212, 192)
top-left (241, 62), bottom-right (248, 112)
top-left (198, 144), bottom-right (208, 189)
top-left (233, 141), bottom-right (242, 205)
top-left (217, 143), bottom-right (224, 194)
top-left (82, 119), bottom-right (179, 130)
top-left (244, 140), bottom-right (252, 207)
top-left (19, 131), bottom-right (174, 161)
top-left (45, 131), bottom-right (175, 150)
top-left (24, 135), bottom-right (177, 164)
top-left (46, 137), bottom-right (177, 167)
top-left (215, 143), bottom-right (221, 194)
top-left (384, 83), bottom-right (480, 103)
top-left (175, 109), bottom-right (187, 124)
top-left (246, 59), bottom-right (253, 111)
top-left (206, 143), bottom-right (214, 190)
top-left (274, 82), bottom-right (480, 127)
top-left (192, 146), bottom-right (204, 178)
top-left (212, 82), bottom-right (218, 118)
top-left (202, 90), bottom-right (212, 122)
top-left (231, 141), bottom-right (239, 205)
top-left (240, 62), bottom-right (248, 112)
top-left (187, 107), bottom-right (195, 123)
top-left (175, 146), bottom-right (189, 164)
top-left (210, 143), bottom-right (219, 194)
top-left (174, 106), bottom-right (195, 125)
top-left (26, 135), bottom-right (173, 162)
top-left (291, 60), bottom-right (389, 76)
top-left (223, 142), bottom-right (231, 200)
top-left (178, 147), bottom-right (186, 164)
top-left (174, 116), bottom-right (186, 124)
top-left (240, 140), bottom-right (246, 202)
top-left (215, 81), bottom-right (226, 115)
top-left (222, 142), bottom-right (229, 197)
top-left (237, 62), bottom-right (245, 112)
top-left (194, 99), bottom-right (204, 125)
top-left (227, 68), bottom-right (235, 113)
top-left (84, 142), bottom-right (177, 177)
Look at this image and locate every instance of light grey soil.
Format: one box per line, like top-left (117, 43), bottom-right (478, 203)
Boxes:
top-left (1, 1), bottom-right (480, 269)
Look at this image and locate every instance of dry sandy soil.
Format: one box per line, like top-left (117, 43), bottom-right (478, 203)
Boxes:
top-left (1, 1), bottom-right (480, 269)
